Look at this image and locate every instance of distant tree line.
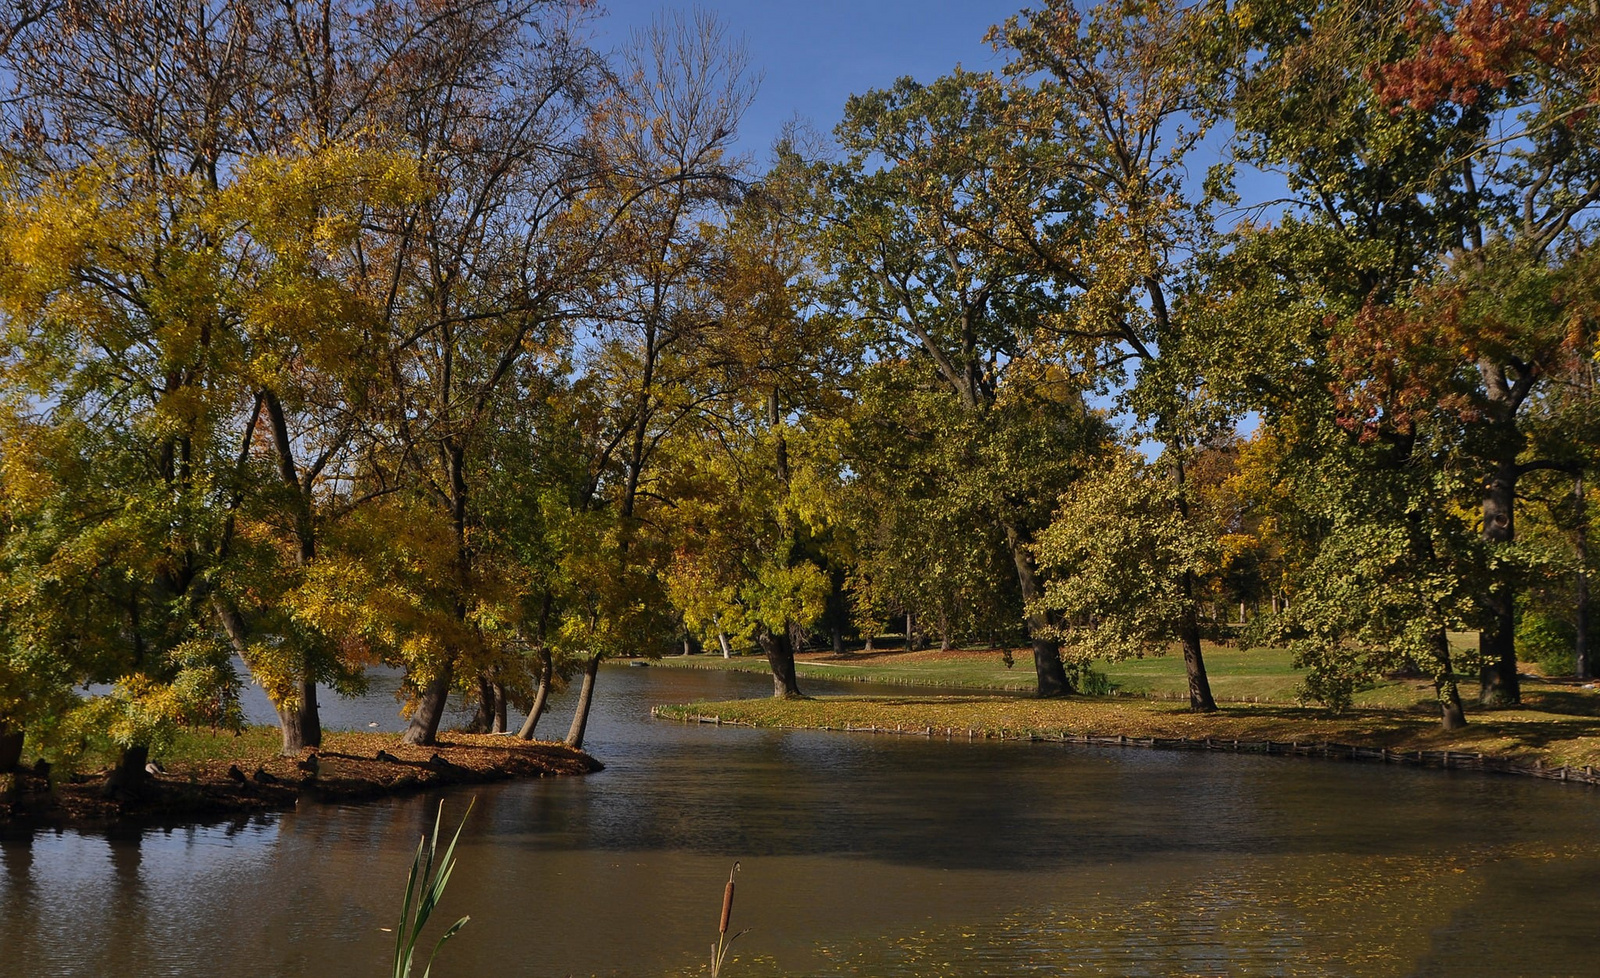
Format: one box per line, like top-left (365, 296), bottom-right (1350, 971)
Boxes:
top-left (2, 0), bottom-right (1596, 784)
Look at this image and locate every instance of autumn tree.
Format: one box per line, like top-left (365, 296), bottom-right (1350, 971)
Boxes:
top-left (1230, 0), bottom-right (1600, 706)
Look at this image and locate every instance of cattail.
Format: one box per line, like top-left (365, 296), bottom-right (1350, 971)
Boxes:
top-left (719, 861), bottom-right (740, 935)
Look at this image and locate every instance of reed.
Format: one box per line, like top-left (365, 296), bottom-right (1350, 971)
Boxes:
top-left (392, 798), bottom-right (474, 978)
top-left (710, 861), bottom-right (747, 978)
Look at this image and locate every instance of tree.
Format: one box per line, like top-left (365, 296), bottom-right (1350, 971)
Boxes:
top-left (976, 0), bottom-right (1245, 709)
top-left (1231, 0), bottom-right (1600, 706)
top-left (820, 70), bottom-right (1107, 697)
top-left (1034, 451), bottom-right (1226, 704)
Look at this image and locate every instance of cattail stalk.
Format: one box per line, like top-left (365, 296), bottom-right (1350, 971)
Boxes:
top-left (710, 861), bottom-right (744, 978)
top-left (719, 861), bottom-right (740, 934)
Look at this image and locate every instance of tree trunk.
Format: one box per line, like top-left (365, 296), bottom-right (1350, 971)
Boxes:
top-left (756, 624), bottom-right (803, 698)
top-left (1577, 474), bottom-right (1591, 681)
top-left (1433, 629), bottom-right (1468, 730)
top-left (1003, 522), bottom-right (1071, 697)
top-left (261, 389), bottom-right (326, 746)
top-left (516, 647), bottom-right (555, 740)
top-left (102, 745), bottom-right (149, 799)
top-left (492, 681), bottom-right (507, 734)
top-left (1170, 454), bottom-right (1219, 711)
top-left (827, 566), bottom-right (848, 656)
top-left (470, 672), bottom-right (496, 733)
top-left (1029, 635), bottom-right (1071, 697)
top-left (214, 597), bottom-right (319, 754)
top-left (565, 654), bottom-right (602, 749)
top-left (1437, 676), bottom-right (1468, 730)
top-left (905, 612), bottom-right (914, 651)
top-left (0, 723), bottom-right (22, 772)
top-left (1479, 458), bottom-right (1521, 705)
top-left (403, 665), bottom-right (453, 746)
top-left (718, 631), bottom-right (732, 658)
top-left (1179, 582), bottom-right (1218, 712)
top-left (297, 677), bottom-right (322, 749)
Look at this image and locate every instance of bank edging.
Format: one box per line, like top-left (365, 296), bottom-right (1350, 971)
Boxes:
top-left (651, 706), bottom-right (1600, 788)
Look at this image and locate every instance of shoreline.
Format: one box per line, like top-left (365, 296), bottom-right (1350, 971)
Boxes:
top-left (0, 731), bottom-right (601, 833)
top-left (652, 696), bottom-right (1600, 788)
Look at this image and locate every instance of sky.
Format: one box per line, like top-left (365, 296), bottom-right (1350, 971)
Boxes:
top-left (587, 1), bottom-right (1027, 161)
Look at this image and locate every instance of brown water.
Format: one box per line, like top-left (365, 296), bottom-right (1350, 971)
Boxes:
top-left (3, 665), bottom-right (1599, 977)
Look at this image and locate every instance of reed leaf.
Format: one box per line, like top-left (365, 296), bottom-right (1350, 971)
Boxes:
top-left (392, 798), bottom-right (474, 978)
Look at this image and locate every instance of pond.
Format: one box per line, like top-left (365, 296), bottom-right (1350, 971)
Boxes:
top-left (3, 664), bottom-right (1598, 977)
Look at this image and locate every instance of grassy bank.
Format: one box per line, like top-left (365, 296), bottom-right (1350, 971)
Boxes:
top-left (0, 727), bottom-right (598, 829)
top-left (653, 694), bottom-right (1600, 776)
top-left (647, 641), bottom-right (1487, 709)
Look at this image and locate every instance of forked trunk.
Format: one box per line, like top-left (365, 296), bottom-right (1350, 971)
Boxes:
top-left (517, 648), bottom-right (555, 740)
top-left (757, 624), bottom-right (803, 698)
top-left (403, 666), bottom-right (454, 746)
top-left (565, 654), bottom-right (602, 749)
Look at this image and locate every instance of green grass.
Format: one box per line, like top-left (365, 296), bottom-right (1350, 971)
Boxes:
top-left (652, 650), bottom-right (1040, 691)
top-left (650, 645), bottom-right (1439, 707)
top-left (650, 634), bottom-right (1494, 712)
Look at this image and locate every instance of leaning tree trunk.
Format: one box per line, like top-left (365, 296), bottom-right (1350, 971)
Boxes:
top-left (1003, 523), bottom-right (1072, 697)
top-left (215, 598), bottom-right (320, 754)
top-left (516, 647), bottom-right (555, 740)
top-left (565, 654), bottom-right (602, 749)
top-left (403, 665), bottom-right (454, 746)
top-left (1479, 458), bottom-right (1521, 706)
top-left (756, 624), bottom-right (804, 698)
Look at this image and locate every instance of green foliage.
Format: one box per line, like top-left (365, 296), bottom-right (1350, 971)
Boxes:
top-left (1035, 451), bottom-right (1221, 663)
top-left (393, 799), bottom-right (474, 978)
top-left (1517, 609), bottom-right (1576, 676)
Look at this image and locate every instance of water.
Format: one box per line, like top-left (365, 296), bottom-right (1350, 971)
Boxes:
top-left (4, 665), bottom-right (1599, 977)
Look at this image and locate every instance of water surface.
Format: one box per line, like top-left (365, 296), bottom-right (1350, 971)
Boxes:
top-left (3, 665), bottom-right (1597, 977)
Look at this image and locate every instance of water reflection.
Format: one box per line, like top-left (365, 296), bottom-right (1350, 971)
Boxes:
top-left (5, 665), bottom-right (1600, 978)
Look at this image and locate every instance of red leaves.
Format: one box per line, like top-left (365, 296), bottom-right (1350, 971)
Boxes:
top-left (1372, 0), bottom-right (1570, 112)
top-left (1328, 300), bottom-right (1475, 443)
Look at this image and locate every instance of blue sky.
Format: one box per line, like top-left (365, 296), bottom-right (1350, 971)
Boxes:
top-left (588, 1), bottom-right (1026, 160)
